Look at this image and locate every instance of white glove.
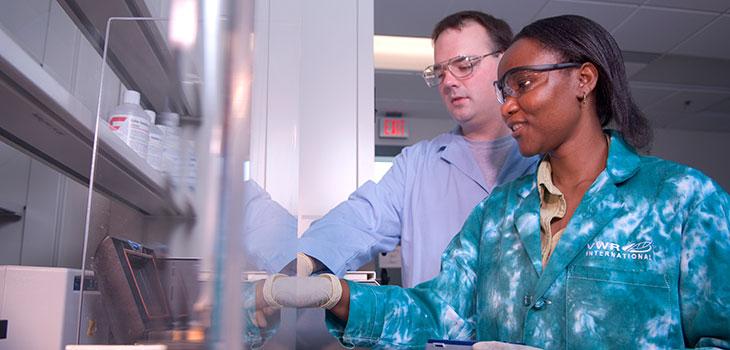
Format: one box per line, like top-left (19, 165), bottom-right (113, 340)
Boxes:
top-left (296, 252), bottom-right (316, 277)
top-left (472, 341), bottom-right (542, 350)
top-left (296, 252), bottom-right (328, 277)
top-left (262, 273), bottom-right (342, 309)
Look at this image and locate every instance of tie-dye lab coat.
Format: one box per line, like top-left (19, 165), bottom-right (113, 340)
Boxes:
top-left (326, 132), bottom-right (730, 349)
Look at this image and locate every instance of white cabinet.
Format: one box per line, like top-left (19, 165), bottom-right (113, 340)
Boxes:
top-left (0, 266), bottom-right (109, 349)
top-left (252, 0), bottom-right (374, 226)
top-left (0, 143), bottom-right (31, 265)
top-left (0, 0), bottom-right (51, 63)
top-left (0, 3), bottom-right (191, 217)
top-left (21, 160), bottom-right (66, 267)
top-left (42, 0), bottom-right (79, 91)
top-left (0, 0), bottom-right (194, 268)
top-left (2, 0), bottom-right (376, 260)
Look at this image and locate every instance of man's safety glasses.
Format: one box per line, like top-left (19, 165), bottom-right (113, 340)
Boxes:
top-left (493, 63), bottom-right (583, 104)
top-left (422, 51), bottom-right (501, 88)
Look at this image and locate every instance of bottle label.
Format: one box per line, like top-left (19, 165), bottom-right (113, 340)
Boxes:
top-left (109, 113), bottom-right (150, 158)
top-left (109, 116), bottom-right (128, 131)
top-left (158, 125), bottom-right (181, 176)
top-left (147, 130), bottom-right (165, 171)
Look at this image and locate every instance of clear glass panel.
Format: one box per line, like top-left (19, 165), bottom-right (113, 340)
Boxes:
top-left (2, 0), bottom-right (373, 348)
top-left (75, 1), bottom-right (298, 348)
top-left (80, 12), bottom-right (204, 347)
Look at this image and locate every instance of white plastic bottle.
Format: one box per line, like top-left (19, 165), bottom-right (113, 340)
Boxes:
top-left (185, 138), bottom-right (197, 193)
top-left (157, 112), bottom-right (181, 182)
top-left (108, 90), bottom-right (150, 159)
top-left (144, 110), bottom-right (165, 172)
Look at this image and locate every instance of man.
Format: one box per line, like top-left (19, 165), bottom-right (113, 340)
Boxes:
top-left (293, 11), bottom-right (538, 287)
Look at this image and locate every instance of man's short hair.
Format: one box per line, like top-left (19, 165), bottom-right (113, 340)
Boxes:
top-left (431, 10), bottom-right (513, 52)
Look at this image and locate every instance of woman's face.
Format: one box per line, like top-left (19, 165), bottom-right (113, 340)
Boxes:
top-left (496, 38), bottom-right (584, 156)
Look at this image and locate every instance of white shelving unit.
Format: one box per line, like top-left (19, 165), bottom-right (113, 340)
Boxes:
top-left (0, 199), bottom-right (22, 221)
top-left (0, 27), bottom-right (191, 216)
top-left (57, 0), bottom-right (198, 118)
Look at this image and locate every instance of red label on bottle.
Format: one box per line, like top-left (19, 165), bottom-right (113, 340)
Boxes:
top-left (109, 116), bottom-right (127, 131)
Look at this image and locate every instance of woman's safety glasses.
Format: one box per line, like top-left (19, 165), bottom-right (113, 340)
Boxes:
top-left (493, 62), bottom-right (583, 104)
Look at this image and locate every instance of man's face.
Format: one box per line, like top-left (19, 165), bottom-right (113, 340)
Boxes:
top-left (433, 21), bottom-right (502, 134)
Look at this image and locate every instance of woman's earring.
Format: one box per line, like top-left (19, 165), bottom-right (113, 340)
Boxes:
top-left (580, 92), bottom-right (587, 105)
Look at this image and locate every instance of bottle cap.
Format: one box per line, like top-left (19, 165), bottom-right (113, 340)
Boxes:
top-left (123, 90), bottom-right (141, 105)
top-left (144, 109), bottom-right (156, 124)
top-left (157, 112), bottom-right (180, 126)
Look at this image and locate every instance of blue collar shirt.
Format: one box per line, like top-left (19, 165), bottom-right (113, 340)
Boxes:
top-left (297, 129), bottom-right (538, 287)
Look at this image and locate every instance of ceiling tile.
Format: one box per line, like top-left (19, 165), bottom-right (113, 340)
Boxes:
top-left (448, 0), bottom-right (550, 32)
top-left (622, 51), bottom-right (662, 64)
top-left (644, 113), bottom-right (668, 127)
top-left (589, 0), bottom-right (644, 4)
top-left (673, 15), bottom-right (730, 60)
top-left (533, 0), bottom-right (638, 32)
top-left (645, 0), bottom-right (730, 12)
top-left (631, 54), bottom-right (730, 89)
top-left (663, 111), bottom-right (730, 132)
top-left (652, 90), bottom-right (730, 113)
top-left (644, 90), bottom-right (730, 126)
top-left (628, 85), bottom-right (678, 110)
top-left (374, 0), bottom-right (450, 36)
top-left (612, 8), bottom-right (715, 53)
top-left (707, 97), bottom-right (730, 113)
top-left (625, 62), bottom-right (648, 78)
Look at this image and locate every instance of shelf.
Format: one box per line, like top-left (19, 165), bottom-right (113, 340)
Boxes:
top-left (0, 200), bottom-right (22, 221)
top-left (0, 28), bottom-right (192, 217)
top-left (57, 0), bottom-right (198, 118)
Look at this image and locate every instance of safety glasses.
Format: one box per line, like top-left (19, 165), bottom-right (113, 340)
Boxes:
top-left (493, 62), bottom-right (583, 104)
top-left (422, 51), bottom-right (501, 88)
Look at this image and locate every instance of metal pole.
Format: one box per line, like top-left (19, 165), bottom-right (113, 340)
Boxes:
top-left (202, 0), bottom-right (255, 348)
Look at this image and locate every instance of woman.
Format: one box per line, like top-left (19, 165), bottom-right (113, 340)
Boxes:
top-left (261, 14), bottom-right (730, 349)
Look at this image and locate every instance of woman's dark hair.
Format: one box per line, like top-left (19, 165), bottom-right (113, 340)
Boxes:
top-left (515, 15), bottom-right (652, 150)
top-left (432, 11), bottom-right (513, 52)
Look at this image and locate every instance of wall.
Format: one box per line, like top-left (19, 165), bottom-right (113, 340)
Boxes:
top-left (0, 141), bottom-right (31, 265)
top-left (0, 0), bottom-right (123, 119)
top-left (250, 0), bottom-right (374, 231)
top-left (652, 128), bottom-right (730, 191)
top-left (0, 141), bottom-right (88, 268)
top-left (0, 140), bottom-right (146, 268)
top-left (0, 0), bottom-right (154, 267)
top-left (375, 115), bottom-right (456, 147)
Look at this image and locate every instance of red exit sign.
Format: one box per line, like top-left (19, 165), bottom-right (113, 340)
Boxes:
top-left (380, 118), bottom-right (409, 138)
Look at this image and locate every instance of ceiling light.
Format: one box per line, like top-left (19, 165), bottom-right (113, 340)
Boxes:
top-left (169, 0), bottom-right (198, 50)
top-left (374, 35), bottom-right (433, 71)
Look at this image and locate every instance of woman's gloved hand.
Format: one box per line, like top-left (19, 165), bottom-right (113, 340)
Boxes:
top-left (245, 281), bottom-right (280, 347)
top-left (262, 273), bottom-right (343, 309)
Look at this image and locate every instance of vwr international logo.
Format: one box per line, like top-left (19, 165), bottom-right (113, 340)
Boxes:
top-left (585, 240), bottom-right (653, 260)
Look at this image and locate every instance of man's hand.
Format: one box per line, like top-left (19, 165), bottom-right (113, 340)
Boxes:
top-left (296, 252), bottom-right (326, 277)
top-left (253, 281), bottom-right (281, 328)
top-left (279, 253), bottom-right (327, 277)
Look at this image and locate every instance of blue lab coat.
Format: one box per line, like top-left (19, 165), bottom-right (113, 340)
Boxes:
top-left (327, 131), bottom-right (730, 349)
